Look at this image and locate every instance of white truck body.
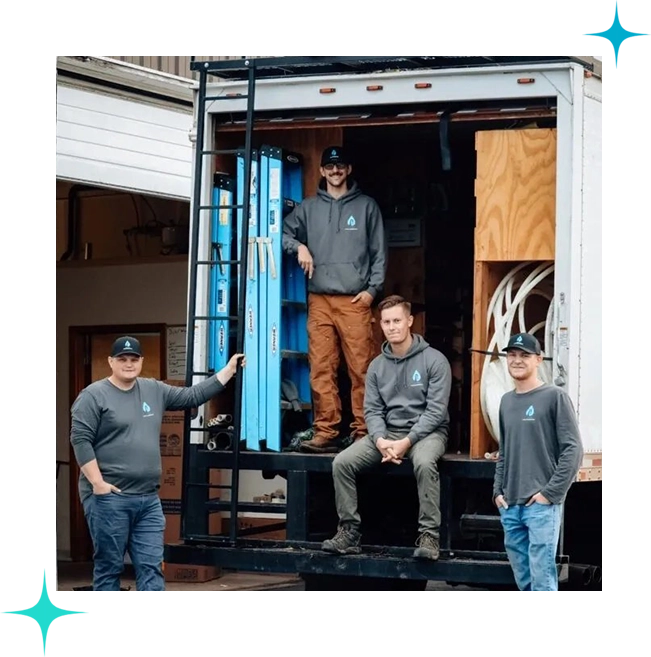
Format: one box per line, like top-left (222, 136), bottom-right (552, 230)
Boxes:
top-left (189, 59), bottom-right (602, 474)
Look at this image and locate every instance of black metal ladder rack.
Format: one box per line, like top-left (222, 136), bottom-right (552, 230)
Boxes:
top-left (180, 60), bottom-right (259, 545)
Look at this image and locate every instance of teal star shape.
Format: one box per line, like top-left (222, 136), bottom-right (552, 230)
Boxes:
top-left (576, 0), bottom-right (651, 77)
top-left (0, 568), bottom-right (96, 657)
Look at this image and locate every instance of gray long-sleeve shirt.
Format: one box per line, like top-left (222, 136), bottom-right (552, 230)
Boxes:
top-left (493, 384), bottom-right (584, 505)
top-left (282, 180), bottom-right (387, 299)
top-left (70, 376), bottom-right (224, 503)
top-left (364, 334), bottom-right (452, 444)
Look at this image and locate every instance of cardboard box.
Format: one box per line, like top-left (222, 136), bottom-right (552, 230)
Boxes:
top-left (163, 509), bottom-right (222, 544)
top-left (164, 511), bottom-right (182, 544)
top-left (160, 380), bottom-right (187, 456)
top-left (159, 456), bottom-right (183, 499)
top-left (163, 563), bottom-right (221, 583)
top-left (160, 422), bottom-right (184, 457)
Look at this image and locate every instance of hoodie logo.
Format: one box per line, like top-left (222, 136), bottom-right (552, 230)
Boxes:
top-left (142, 402), bottom-right (154, 418)
top-left (523, 405), bottom-right (535, 421)
top-left (345, 215), bottom-right (358, 231)
top-left (411, 370), bottom-right (423, 387)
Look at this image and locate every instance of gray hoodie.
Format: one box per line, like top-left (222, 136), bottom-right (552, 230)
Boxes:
top-left (282, 180), bottom-right (387, 299)
top-left (365, 334), bottom-right (452, 444)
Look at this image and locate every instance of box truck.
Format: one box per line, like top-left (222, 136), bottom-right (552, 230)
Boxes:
top-left (164, 57), bottom-right (602, 590)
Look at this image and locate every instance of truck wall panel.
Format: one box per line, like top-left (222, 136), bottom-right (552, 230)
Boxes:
top-left (577, 91), bottom-right (602, 453)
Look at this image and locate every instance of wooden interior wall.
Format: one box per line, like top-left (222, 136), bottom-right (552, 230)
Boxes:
top-left (213, 127), bottom-right (344, 196)
top-left (471, 128), bottom-right (557, 458)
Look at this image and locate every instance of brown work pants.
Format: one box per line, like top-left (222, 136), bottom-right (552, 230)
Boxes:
top-left (307, 294), bottom-right (376, 440)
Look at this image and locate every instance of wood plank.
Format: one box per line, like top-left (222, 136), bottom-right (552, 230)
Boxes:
top-left (475, 128), bottom-right (556, 261)
top-left (470, 262), bottom-right (512, 458)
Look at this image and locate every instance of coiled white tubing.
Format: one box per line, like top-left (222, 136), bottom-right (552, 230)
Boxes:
top-left (480, 262), bottom-right (554, 444)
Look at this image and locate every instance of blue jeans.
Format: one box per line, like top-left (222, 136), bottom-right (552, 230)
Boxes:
top-left (498, 502), bottom-right (562, 591)
top-left (82, 492), bottom-right (166, 591)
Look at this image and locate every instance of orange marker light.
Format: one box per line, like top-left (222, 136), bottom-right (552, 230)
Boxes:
top-left (415, 83), bottom-right (432, 89)
top-left (517, 78), bottom-right (535, 84)
top-left (366, 85), bottom-right (383, 91)
top-left (320, 87), bottom-right (336, 94)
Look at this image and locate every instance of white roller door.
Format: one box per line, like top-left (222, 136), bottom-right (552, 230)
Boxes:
top-left (56, 84), bottom-right (193, 200)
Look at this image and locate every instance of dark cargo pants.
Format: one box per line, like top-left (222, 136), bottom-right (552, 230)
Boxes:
top-left (332, 430), bottom-right (447, 537)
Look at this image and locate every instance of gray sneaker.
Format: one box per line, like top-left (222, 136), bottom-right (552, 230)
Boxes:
top-left (413, 533), bottom-right (440, 560)
top-left (321, 525), bottom-right (362, 554)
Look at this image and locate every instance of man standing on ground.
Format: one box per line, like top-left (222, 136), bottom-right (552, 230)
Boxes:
top-left (70, 335), bottom-right (244, 591)
top-left (493, 332), bottom-right (584, 591)
top-left (283, 146), bottom-right (387, 453)
top-left (321, 295), bottom-right (451, 560)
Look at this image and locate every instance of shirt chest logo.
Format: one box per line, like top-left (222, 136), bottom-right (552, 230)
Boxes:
top-left (142, 401), bottom-right (154, 418)
top-left (410, 369), bottom-right (423, 387)
top-left (345, 215), bottom-right (358, 231)
top-left (523, 405), bottom-right (535, 421)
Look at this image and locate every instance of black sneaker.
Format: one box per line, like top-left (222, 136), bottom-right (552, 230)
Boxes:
top-left (413, 533), bottom-right (440, 560)
top-left (321, 525), bottom-right (362, 554)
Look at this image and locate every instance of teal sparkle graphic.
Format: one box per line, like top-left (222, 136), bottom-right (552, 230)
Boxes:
top-left (576, 0), bottom-right (651, 72)
top-left (0, 568), bottom-right (96, 657)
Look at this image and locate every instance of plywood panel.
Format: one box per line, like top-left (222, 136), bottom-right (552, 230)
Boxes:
top-left (475, 129), bottom-right (556, 261)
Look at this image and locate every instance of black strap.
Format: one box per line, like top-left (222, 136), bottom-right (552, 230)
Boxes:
top-left (440, 111), bottom-right (452, 172)
top-left (468, 348), bottom-right (553, 362)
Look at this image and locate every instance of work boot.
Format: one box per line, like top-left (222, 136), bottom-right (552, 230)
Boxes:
top-left (299, 435), bottom-right (340, 453)
top-left (283, 427), bottom-right (314, 452)
top-left (413, 533), bottom-right (440, 561)
top-left (322, 525), bottom-right (362, 554)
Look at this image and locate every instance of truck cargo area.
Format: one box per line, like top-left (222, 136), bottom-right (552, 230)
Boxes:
top-left (166, 57), bottom-right (602, 590)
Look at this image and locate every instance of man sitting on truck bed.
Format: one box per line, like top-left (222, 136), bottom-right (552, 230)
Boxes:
top-left (321, 295), bottom-right (452, 560)
top-left (282, 146), bottom-right (387, 453)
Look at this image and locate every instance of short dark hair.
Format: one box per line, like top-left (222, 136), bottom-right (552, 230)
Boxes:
top-left (378, 295), bottom-right (411, 315)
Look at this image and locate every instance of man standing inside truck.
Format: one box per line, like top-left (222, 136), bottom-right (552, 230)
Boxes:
top-left (321, 295), bottom-right (451, 560)
top-left (70, 335), bottom-right (244, 591)
top-left (283, 146), bottom-right (387, 453)
top-left (493, 332), bottom-right (583, 591)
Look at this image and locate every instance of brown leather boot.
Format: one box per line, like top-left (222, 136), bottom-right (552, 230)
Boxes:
top-left (299, 436), bottom-right (340, 453)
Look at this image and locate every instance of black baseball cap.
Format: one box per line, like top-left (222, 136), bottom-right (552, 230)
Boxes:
top-left (503, 333), bottom-right (541, 355)
top-left (110, 336), bottom-right (143, 358)
top-left (321, 146), bottom-right (349, 166)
